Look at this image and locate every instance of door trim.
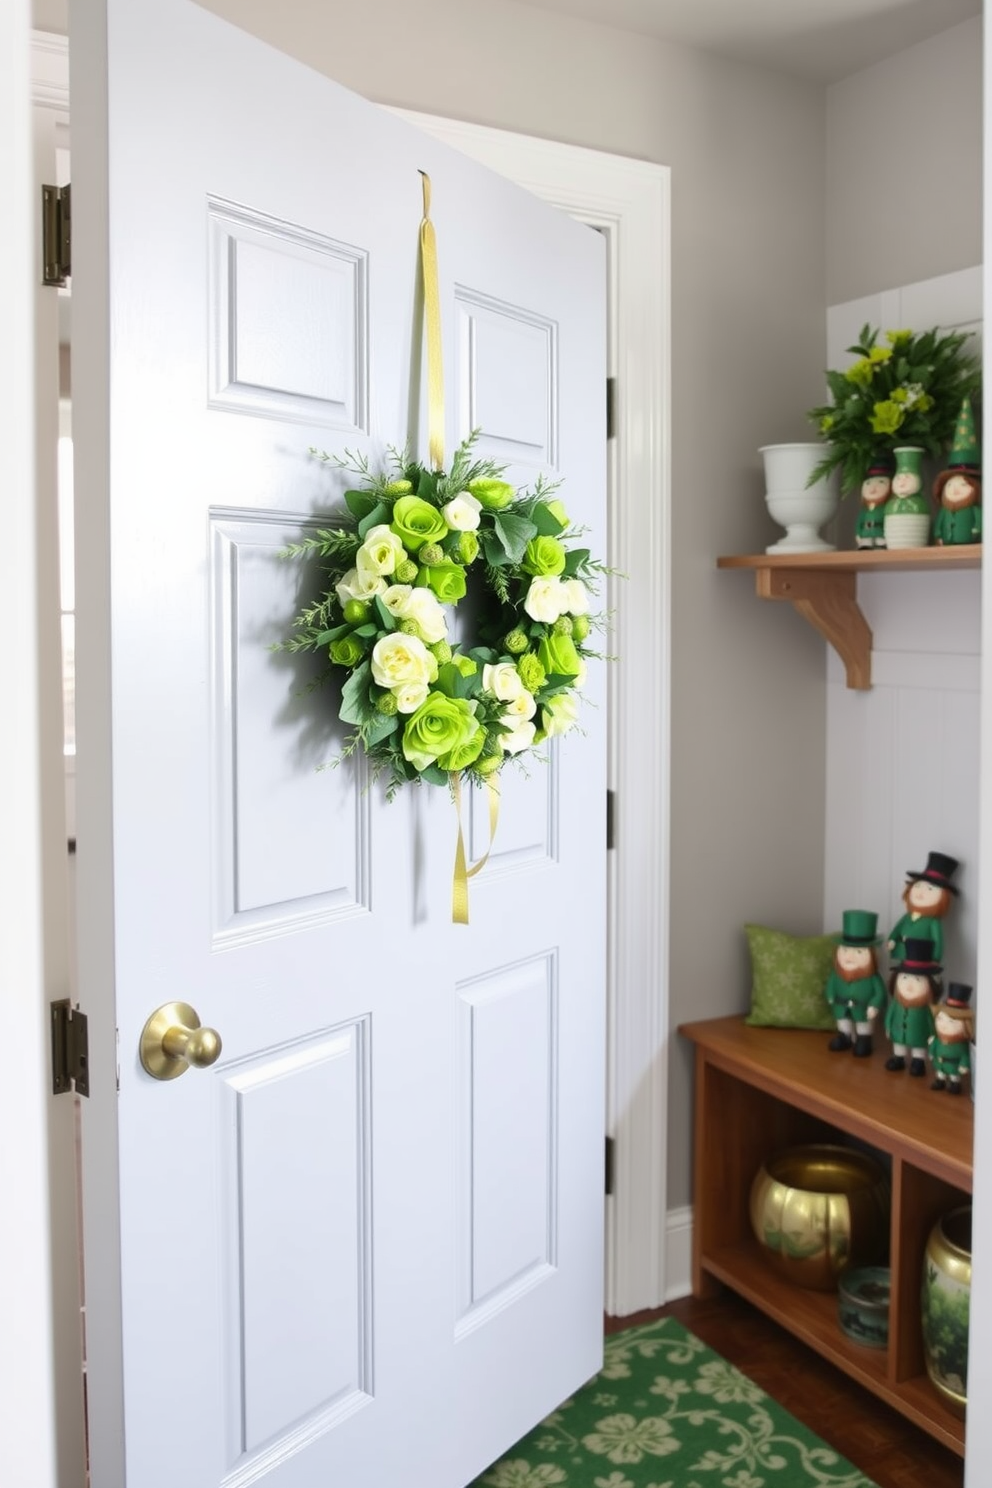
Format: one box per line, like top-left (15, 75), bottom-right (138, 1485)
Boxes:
top-left (393, 111), bottom-right (672, 1315)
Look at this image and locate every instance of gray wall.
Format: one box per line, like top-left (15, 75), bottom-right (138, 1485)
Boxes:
top-left (827, 17), bottom-right (983, 304)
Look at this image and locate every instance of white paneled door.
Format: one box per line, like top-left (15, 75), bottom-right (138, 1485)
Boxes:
top-left (71, 3), bottom-right (606, 1486)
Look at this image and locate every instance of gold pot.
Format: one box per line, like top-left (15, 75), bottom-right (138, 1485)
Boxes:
top-left (922, 1206), bottom-right (971, 1415)
top-left (750, 1143), bottom-right (890, 1292)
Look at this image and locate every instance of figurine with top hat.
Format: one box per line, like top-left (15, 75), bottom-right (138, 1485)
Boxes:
top-left (885, 939), bottom-right (941, 1076)
top-left (887, 850), bottom-right (960, 967)
top-left (928, 983), bottom-right (974, 1094)
top-left (856, 455), bottom-right (894, 549)
top-left (824, 910), bottom-right (888, 1057)
top-left (933, 398), bottom-right (981, 546)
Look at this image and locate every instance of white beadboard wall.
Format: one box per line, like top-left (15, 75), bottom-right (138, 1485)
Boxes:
top-left (824, 266), bottom-right (983, 990)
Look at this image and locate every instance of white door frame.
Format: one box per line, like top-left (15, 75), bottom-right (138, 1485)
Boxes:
top-left (393, 112), bottom-right (672, 1316)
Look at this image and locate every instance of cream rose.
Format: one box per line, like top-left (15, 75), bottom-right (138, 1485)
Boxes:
top-left (523, 575), bottom-right (568, 624)
top-left (336, 566), bottom-right (387, 607)
top-left (381, 583), bottom-right (448, 644)
top-left (393, 681), bottom-right (431, 714)
top-left (563, 578), bottom-right (589, 616)
top-left (483, 661), bottom-right (524, 703)
top-left (371, 632), bottom-right (436, 692)
top-left (501, 719), bottom-right (537, 754)
top-left (542, 692), bottom-right (580, 736)
top-left (502, 690), bottom-right (537, 724)
top-left (358, 524), bottom-right (406, 576)
top-left (441, 492), bottom-right (483, 532)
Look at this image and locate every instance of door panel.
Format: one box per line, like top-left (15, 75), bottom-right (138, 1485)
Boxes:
top-left (73, 2), bottom-right (606, 1484)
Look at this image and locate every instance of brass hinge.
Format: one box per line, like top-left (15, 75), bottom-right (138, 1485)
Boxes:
top-left (42, 182), bottom-right (71, 286)
top-left (605, 1135), bottom-right (616, 1196)
top-left (51, 999), bottom-right (89, 1097)
top-left (606, 788), bottom-right (616, 851)
top-left (606, 376), bottom-right (616, 440)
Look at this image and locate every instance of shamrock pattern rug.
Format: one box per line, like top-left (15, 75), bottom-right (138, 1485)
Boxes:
top-left (470, 1317), bottom-right (878, 1488)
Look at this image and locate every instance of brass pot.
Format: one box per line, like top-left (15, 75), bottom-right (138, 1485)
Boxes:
top-left (922, 1205), bottom-right (972, 1415)
top-left (750, 1143), bottom-right (890, 1292)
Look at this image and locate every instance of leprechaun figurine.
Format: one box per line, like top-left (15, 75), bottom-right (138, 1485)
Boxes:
top-left (824, 910), bottom-right (888, 1057)
top-left (885, 939), bottom-right (941, 1076)
top-left (933, 398), bottom-right (981, 546)
top-left (855, 456), bottom-right (894, 549)
top-left (887, 850), bottom-right (960, 966)
top-left (928, 983), bottom-right (974, 1094)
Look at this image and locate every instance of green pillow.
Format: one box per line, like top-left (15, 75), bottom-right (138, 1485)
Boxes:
top-left (744, 923), bottom-right (838, 1030)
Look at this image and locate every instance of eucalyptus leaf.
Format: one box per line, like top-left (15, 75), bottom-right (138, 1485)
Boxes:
top-left (373, 595), bottom-right (397, 632)
top-left (482, 530), bottom-right (513, 568)
top-left (344, 488), bottom-right (378, 520)
top-left (530, 502), bottom-right (566, 536)
top-left (357, 502), bottom-right (391, 537)
top-left (420, 763), bottom-right (449, 787)
top-left (363, 710), bottom-right (400, 746)
top-left (339, 662), bottom-right (374, 726)
top-left (493, 511), bottom-right (537, 564)
top-left (562, 547), bottom-right (590, 578)
top-left (315, 624), bottom-right (350, 645)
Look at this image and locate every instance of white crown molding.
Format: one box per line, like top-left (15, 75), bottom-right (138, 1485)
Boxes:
top-left (392, 109), bottom-right (672, 1315)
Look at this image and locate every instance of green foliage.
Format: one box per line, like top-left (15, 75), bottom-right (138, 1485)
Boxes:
top-left (806, 324), bottom-right (982, 494)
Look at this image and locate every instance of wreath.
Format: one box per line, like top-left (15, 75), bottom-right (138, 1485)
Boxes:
top-left (281, 431), bottom-right (603, 795)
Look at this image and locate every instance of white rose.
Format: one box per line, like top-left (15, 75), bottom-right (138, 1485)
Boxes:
top-left (502, 690), bottom-right (536, 723)
top-left (371, 632), bottom-right (436, 691)
top-left (441, 492), bottom-right (483, 532)
top-left (393, 681), bottom-right (431, 714)
top-left (563, 578), bottom-right (589, 616)
top-left (401, 587), bottom-right (448, 645)
top-left (542, 692), bottom-right (579, 736)
top-left (501, 719), bottom-right (537, 755)
top-left (336, 566), bottom-right (387, 607)
top-left (381, 583), bottom-right (413, 617)
top-left (524, 575), bottom-right (568, 623)
top-left (359, 524), bottom-right (406, 575)
top-left (483, 661), bottom-right (524, 702)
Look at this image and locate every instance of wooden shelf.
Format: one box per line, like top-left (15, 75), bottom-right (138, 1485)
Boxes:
top-left (717, 545), bottom-right (982, 690)
top-left (680, 1016), bottom-right (974, 1456)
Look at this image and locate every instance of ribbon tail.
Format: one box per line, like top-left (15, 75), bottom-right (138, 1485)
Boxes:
top-left (419, 170), bottom-right (445, 473)
top-left (450, 773), bottom-right (500, 925)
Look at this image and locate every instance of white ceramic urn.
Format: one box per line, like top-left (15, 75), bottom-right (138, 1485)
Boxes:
top-left (759, 442), bottom-right (839, 554)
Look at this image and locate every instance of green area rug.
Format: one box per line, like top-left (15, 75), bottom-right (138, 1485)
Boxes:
top-left (471, 1318), bottom-right (878, 1488)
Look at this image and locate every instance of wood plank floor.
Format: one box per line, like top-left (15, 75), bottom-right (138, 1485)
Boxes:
top-left (606, 1291), bottom-right (964, 1488)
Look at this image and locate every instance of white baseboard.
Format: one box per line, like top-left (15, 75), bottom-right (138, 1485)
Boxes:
top-left (663, 1205), bottom-right (693, 1302)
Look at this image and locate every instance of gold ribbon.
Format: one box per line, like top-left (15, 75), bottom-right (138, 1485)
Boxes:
top-left (419, 171), bottom-right (445, 472)
top-left (451, 772), bottom-right (501, 925)
top-left (418, 173), bottom-right (499, 920)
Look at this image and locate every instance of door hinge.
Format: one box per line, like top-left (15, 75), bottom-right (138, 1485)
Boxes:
top-left (606, 376), bottom-right (616, 440)
top-left (42, 182), bottom-right (71, 286)
top-left (605, 1135), bottom-right (616, 1196)
top-left (606, 788), bottom-right (616, 851)
top-left (51, 998), bottom-right (89, 1098)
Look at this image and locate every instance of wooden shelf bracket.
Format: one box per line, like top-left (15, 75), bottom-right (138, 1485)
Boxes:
top-left (754, 566), bottom-right (873, 690)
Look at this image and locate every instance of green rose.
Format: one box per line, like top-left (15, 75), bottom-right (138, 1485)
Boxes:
top-left (538, 632), bottom-right (582, 678)
top-left (451, 655), bottom-right (477, 679)
top-left (522, 535), bottom-right (567, 577)
top-left (390, 495), bottom-right (447, 552)
top-left (467, 477), bottom-right (515, 510)
top-left (456, 531), bottom-right (479, 565)
top-left (425, 563), bottom-right (467, 604)
top-left (329, 634), bottom-right (365, 668)
top-left (402, 694), bottom-right (483, 772)
top-left (517, 653), bottom-right (546, 693)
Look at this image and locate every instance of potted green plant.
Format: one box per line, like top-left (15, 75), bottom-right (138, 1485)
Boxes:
top-left (806, 325), bottom-right (981, 549)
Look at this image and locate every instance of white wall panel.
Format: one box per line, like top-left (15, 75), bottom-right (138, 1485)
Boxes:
top-left (824, 267), bottom-right (982, 990)
top-left (219, 1020), bottom-right (373, 1475)
top-left (208, 198), bottom-right (368, 431)
top-left (456, 956), bottom-right (558, 1333)
top-left (211, 512), bottom-right (370, 945)
top-left (455, 288), bottom-right (557, 469)
top-left (467, 751), bottom-right (558, 874)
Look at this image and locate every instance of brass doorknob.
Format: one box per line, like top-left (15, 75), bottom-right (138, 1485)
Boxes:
top-left (139, 1001), bottom-right (223, 1081)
